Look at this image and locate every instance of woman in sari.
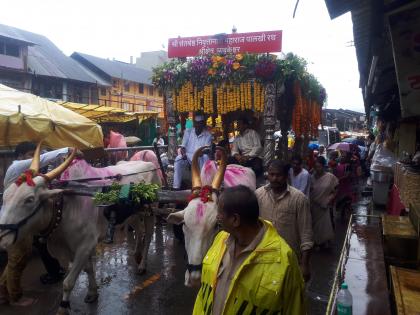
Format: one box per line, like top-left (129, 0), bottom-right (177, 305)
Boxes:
top-left (335, 152), bottom-right (354, 220)
top-left (310, 156), bottom-right (339, 248)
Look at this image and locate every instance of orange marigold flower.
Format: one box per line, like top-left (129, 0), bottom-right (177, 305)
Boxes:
top-left (211, 55), bottom-right (218, 63)
top-left (208, 68), bottom-right (215, 75)
top-left (232, 62), bottom-right (240, 70)
top-left (235, 54), bottom-right (243, 61)
top-left (212, 62), bottom-right (219, 68)
top-left (216, 56), bottom-right (223, 62)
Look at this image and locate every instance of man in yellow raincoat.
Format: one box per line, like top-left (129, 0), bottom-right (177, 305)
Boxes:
top-left (193, 185), bottom-right (305, 315)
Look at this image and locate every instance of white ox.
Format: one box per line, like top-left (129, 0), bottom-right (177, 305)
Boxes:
top-left (60, 156), bottom-right (161, 274)
top-left (167, 147), bottom-right (256, 287)
top-left (0, 144), bottom-right (161, 314)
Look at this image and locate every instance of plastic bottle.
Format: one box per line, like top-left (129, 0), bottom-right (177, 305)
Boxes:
top-left (336, 282), bottom-right (352, 315)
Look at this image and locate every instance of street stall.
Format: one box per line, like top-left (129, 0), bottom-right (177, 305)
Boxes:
top-left (152, 30), bottom-right (326, 167)
top-left (322, 1), bottom-right (420, 313)
top-left (0, 85), bottom-right (104, 191)
top-left (57, 101), bottom-right (159, 145)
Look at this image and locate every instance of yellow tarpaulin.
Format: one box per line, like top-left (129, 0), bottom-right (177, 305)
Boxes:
top-left (0, 84), bottom-right (104, 149)
top-left (57, 101), bottom-right (158, 123)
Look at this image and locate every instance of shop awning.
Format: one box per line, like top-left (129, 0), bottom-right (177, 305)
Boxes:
top-left (57, 101), bottom-right (159, 123)
top-left (0, 84), bottom-right (103, 149)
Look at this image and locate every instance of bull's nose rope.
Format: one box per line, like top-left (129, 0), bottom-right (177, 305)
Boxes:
top-left (0, 201), bottom-right (45, 244)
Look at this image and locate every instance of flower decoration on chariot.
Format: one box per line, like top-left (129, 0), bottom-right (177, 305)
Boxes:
top-left (232, 62), bottom-right (241, 70)
top-left (235, 53), bottom-right (243, 61)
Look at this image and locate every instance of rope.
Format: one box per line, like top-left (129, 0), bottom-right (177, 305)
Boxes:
top-left (56, 167), bottom-right (163, 183)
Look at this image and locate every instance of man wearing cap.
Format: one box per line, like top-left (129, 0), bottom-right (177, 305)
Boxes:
top-left (232, 117), bottom-right (263, 176)
top-left (173, 114), bottom-right (213, 190)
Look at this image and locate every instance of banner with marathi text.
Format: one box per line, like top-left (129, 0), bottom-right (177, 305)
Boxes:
top-left (389, 5), bottom-right (420, 118)
top-left (168, 31), bottom-right (282, 58)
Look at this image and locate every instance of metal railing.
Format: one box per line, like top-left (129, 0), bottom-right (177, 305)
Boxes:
top-left (325, 214), bottom-right (381, 315)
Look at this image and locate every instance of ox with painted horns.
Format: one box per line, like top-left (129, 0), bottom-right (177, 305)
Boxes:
top-left (167, 145), bottom-right (227, 287)
top-left (0, 143), bottom-right (77, 249)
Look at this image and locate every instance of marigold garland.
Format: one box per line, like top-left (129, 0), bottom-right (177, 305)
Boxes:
top-left (160, 53), bottom-right (325, 135)
top-left (291, 81), bottom-right (322, 138)
top-left (173, 81), bottom-right (265, 114)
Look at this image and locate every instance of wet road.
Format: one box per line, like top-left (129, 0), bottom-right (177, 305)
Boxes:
top-left (0, 223), bottom-right (197, 315)
top-left (0, 197), bottom-right (371, 315)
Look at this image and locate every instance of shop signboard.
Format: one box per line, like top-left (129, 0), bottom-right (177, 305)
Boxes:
top-left (168, 30), bottom-right (282, 58)
top-left (389, 6), bottom-right (420, 118)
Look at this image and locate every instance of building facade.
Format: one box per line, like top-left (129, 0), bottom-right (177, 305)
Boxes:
top-left (0, 23), bottom-right (99, 103)
top-left (0, 23), bottom-right (164, 118)
top-left (71, 52), bottom-right (164, 117)
top-left (322, 108), bottom-right (365, 132)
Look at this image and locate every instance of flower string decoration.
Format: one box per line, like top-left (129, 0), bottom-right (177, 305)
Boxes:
top-left (188, 185), bottom-right (214, 203)
top-left (15, 169), bottom-right (37, 187)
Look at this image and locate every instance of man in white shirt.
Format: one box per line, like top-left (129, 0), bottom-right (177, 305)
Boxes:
top-left (289, 155), bottom-right (311, 197)
top-left (173, 115), bottom-right (213, 189)
top-left (318, 145), bottom-right (327, 159)
top-left (152, 131), bottom-right (165, 147)
top-left (231, 118), bottom-right (263, 176)
top-left (4, 144), bottom-right (69, 189)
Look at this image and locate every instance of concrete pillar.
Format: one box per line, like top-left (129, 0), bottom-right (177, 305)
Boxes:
top-left (165, 89), bottom-right (177, 164)
top-left (62, 81), bottom-right (68, 101)
top-left (262, 83), bottom-right (276, 169)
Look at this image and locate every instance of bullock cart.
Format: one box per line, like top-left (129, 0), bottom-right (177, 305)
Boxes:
top-left (147, 33), bottom-right (329, 287)
top-left (152, 51), bottom-right (326, 170)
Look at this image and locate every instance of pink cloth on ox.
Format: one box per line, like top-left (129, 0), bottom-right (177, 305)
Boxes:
top-left (60, 159), bottom-right (116, 184)
top-left (130, 150), bottom-right (163, 181)
top-left (200, 160), bottom-right (256, 191)
top-left (107, 131), bottom-right (128, 161)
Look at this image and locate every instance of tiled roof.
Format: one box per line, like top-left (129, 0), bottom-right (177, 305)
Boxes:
top-left (0, 23), bottom-right (97, 83)
top-left (72, 52), bottom-right (152, 85)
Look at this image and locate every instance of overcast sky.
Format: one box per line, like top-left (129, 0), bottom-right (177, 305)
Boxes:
top-left (0, 0), bottom-right (364, 112)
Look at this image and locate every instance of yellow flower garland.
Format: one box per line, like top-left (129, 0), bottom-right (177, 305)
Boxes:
top-left (172, 81), bottom-right (265, 114)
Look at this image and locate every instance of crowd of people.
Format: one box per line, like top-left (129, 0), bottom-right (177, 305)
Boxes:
top-left (0, 114), bottom-right (371, 313)
top-left (172, 113), bottom-right (371, 313)
top-left (191, 148), bottom-right (367, 313)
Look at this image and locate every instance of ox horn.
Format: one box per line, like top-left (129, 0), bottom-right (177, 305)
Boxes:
top-left (212, 146), bottom-right (227, 190)
top-left (191, 146), bottom-right (206, 191)
top-left (29, 142), bottom-right (42, 173)
top-left (44, 148), bottom-right (77, 181)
